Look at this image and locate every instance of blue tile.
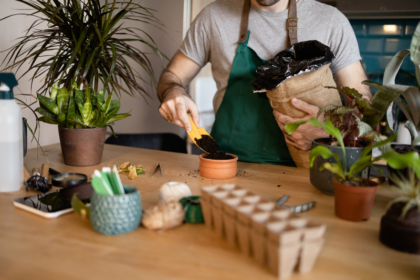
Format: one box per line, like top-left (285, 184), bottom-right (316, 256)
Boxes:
top-left (384, 38), bottom-right (412, 54)
top-left (362, 55), bottom-right (393, 74)
top-left (358, 38), bottom-right (383, 54)
top-left (405, 22), bottom-right (419, 36)
top-left (351, 22), bottom-right (367, 36)
top-left (401, 55), bottom-right (416, 73)
top-left (368, 24), bottom-right (403, 36)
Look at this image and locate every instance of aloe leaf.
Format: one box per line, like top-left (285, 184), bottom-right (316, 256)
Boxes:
top-left (401, 86), bottom-right (420, 127)
top-left (107, 124), bottom-right (116, 137)
top-left (75, 89), bottom-right (85, 101)
top-left (107, 113), bottom-right (131, 124)
top-left (104, 92), bottom-right (113, 113)
top-left (57, 112), bottom-right (66, 124)
top-left (57, 87), bottom-right (69, 113)
top-left (67, 118), bottom-right (91, 128)
top-left (66, 96), bottom-right (76, 128)
top-left (76, 95), bottom-right (92, 124)
top-left (35, 106), bottom-right (57, 121)
top-left (37, 94), bottom-right (59, 115)
top-left (37, 116), bottom-right (58, 125)
top-left (50, 82), bottom-right (59, 101)
top-left (410, 22), bottom-right (420, 66)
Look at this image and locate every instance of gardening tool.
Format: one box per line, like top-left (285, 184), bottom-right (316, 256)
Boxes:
top-left (26, 163), bottom-right (50, 193)
top-left (152, 163), bottom-right (163, 178)
top-left (186, 114), bottom-right (210, 152)
top-left (276, 195), bottom-right (316, 213)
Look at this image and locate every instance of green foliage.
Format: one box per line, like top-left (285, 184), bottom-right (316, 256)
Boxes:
top-left (36, 85), bottom-right (131, 133)
top-left (1, 0), bottom-right (166, 97)
top-left (386, 170), bottom-right (420, 220)
top-left (304, 119), bottom-right (399, 182)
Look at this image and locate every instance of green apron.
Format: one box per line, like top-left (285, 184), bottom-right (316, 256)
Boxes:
top-left (210, 31), bottom-right (295, 166)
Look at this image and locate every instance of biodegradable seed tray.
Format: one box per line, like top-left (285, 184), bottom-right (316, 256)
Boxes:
top-left (201, 184), bottom-right (326, 279)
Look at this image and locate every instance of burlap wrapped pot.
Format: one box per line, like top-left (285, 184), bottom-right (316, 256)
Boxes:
top-left (266, 64), bottom-right (341, 169)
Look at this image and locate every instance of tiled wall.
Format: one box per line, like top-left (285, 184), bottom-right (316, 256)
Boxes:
top-left (349, 19), bottom-right (418, 86)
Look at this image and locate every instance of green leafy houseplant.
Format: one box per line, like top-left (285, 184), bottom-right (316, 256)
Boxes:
top-left (1, 0), bottom-right (165, 96)
top-left (36, 82), bottom-right (130, 134)
top-left (362, 22), bottom-right (420, 136)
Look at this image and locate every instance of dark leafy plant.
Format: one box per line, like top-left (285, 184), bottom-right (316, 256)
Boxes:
top-left (285, 86), bottom-right (380, 148)
top-left (36, 82), bottom-right (131, 134)
top-left (1, 0), bottom-right (166, 96)
top-left (296, 118), bottom-right (419, 184)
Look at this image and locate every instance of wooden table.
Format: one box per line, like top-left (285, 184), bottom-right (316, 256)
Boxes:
top-left (1, 144), bottom-right (419, 280)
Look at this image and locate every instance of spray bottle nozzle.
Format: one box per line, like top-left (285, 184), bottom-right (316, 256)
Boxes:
top-left (0, 73), bottom-right (18, 99)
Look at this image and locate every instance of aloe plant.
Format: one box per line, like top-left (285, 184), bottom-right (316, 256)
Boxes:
top-left (363, 22), bottom-right (420, 134)
top-left (1, 0), bottom-right (165, 96)
top-left (289, 118), bottom-right (420, 184)
top-left (36, 83), bottom-right (131, 134)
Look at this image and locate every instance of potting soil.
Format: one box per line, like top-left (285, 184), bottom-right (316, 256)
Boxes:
top-left (339, 179), bottom-right (372, 187)
top-left (195, 135), bottom-right (233, 160)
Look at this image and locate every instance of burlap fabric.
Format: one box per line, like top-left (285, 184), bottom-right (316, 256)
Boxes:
top-left (266, 64), bottom-right (341, 169)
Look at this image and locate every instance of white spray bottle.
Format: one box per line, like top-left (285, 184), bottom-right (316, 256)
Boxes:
top-left (0, 73), bottom-right (23, 192)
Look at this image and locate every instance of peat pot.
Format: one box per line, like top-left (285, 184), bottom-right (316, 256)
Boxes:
top-left (310, 138), bottom-right (370, 195)
top-left (333, 177), bottom-right (378, 222)
top-left (199, 154), bottom-right (238, 179)
top-left (58, 126), bottom-right (107, 166)
top-left (388, 144), bottom-right (420, 186)
top-left (380, 202), bottom-right (420, 254)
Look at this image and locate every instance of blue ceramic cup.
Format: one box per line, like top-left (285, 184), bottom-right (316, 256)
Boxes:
top-left (90, 185), bottom-right (142, 235)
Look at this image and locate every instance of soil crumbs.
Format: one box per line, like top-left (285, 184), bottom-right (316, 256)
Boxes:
top-left (195, 135), bottom-right (233, 160)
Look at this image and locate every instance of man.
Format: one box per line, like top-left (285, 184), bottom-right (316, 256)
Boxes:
top-left (157, 0), bottom-right (371, 165)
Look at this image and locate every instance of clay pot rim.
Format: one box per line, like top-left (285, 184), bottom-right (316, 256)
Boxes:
top-left (58, 126), bottom-right (107, 131)
top-left (199, 153), bottom-right (238, 162)
top-left (313, 138), bottom-right (367, 150)
top-left (332, 176), bottom-right (379, 189)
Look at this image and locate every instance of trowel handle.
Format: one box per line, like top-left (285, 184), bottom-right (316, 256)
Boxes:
top-left (41, 163), bottom-right (49, 179)
top-left (32, 167), bottom-right (40, 176)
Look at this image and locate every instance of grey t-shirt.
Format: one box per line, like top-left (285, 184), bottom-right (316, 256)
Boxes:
top-left (180, 0), bottom-right (361, 113)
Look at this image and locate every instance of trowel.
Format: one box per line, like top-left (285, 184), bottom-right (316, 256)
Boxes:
top-left (186, 114), bottom-right (211, 152)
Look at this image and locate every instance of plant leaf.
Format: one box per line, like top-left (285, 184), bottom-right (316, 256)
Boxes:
top-left (107, 113), bottom-right (131, 124)
top-left (320, 163), bottom-right (345, 180)
top-left (37, 94), bottom-right (59, 115)
top-left (37, 116), bottom-right (58, 125)
top-left (71, 193), bottom-right (90, 220)
top-left (410, 22), bottom-right (420, 66)
top-left (57, 87), bottom-right (69, 114)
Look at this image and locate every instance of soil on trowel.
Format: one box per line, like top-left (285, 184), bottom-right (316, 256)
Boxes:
top-left (195, 135), bottom-right (234, 160)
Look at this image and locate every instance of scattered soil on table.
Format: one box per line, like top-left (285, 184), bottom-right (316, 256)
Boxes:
top-left (195, 135), bottom-right (234, 160)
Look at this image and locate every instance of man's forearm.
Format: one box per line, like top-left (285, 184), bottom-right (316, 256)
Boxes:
top-left (157, 69), bottom-right (187, 103)
top-left (333, 61), bottom-right (372, 101)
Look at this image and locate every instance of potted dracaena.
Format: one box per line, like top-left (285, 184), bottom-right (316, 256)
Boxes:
top-left (305, 118), bottom-right (418, 221)
top-left (285, 87), bottom-right (381, 195)
top-left (1, 0), bottom-right (166, 166)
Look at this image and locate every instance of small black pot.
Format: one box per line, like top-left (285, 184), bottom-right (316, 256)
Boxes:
top-left (380, 202), bottom-right (420, 254)
top-left (388, 144), bottom-right (420, 186)
top-left (22, 117), bottom-right (27, 157)
top-left (310, 138), bottom-right (370, 195)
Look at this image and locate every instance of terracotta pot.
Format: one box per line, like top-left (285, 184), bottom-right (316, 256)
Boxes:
top-left (58, 126), bottom-right (107, 166)
top-left (380, 202), bottom-right (420, 254)
top-left (199, 154), bottom-right (238, 179)
top-left (333, 177), bottom-right (378, 222)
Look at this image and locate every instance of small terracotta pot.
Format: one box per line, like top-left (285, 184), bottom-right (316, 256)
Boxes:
top-left (333, 177), bottom-right (378, 222)
top-left (199, 154), bottom-right (238, 179)
top-left (58, 126), bottom-right (107, 166)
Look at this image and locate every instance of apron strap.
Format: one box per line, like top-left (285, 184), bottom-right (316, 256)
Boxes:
top-left (238, 0), bottom-right (298, 46)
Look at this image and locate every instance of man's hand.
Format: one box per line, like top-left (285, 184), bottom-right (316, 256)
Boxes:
top-left (274, 98), bottom-right (328, 150)
top-left (157, 51), bottom-right (202, 131)
top-left (159, 88), bottom-right (199, 132)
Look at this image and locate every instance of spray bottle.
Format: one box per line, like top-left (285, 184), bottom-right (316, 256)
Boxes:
top-left (0, 73), bottom-right (23, 192)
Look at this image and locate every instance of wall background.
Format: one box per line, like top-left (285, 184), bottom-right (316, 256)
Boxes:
top-left (0, 0), bottom-right (185, 149)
